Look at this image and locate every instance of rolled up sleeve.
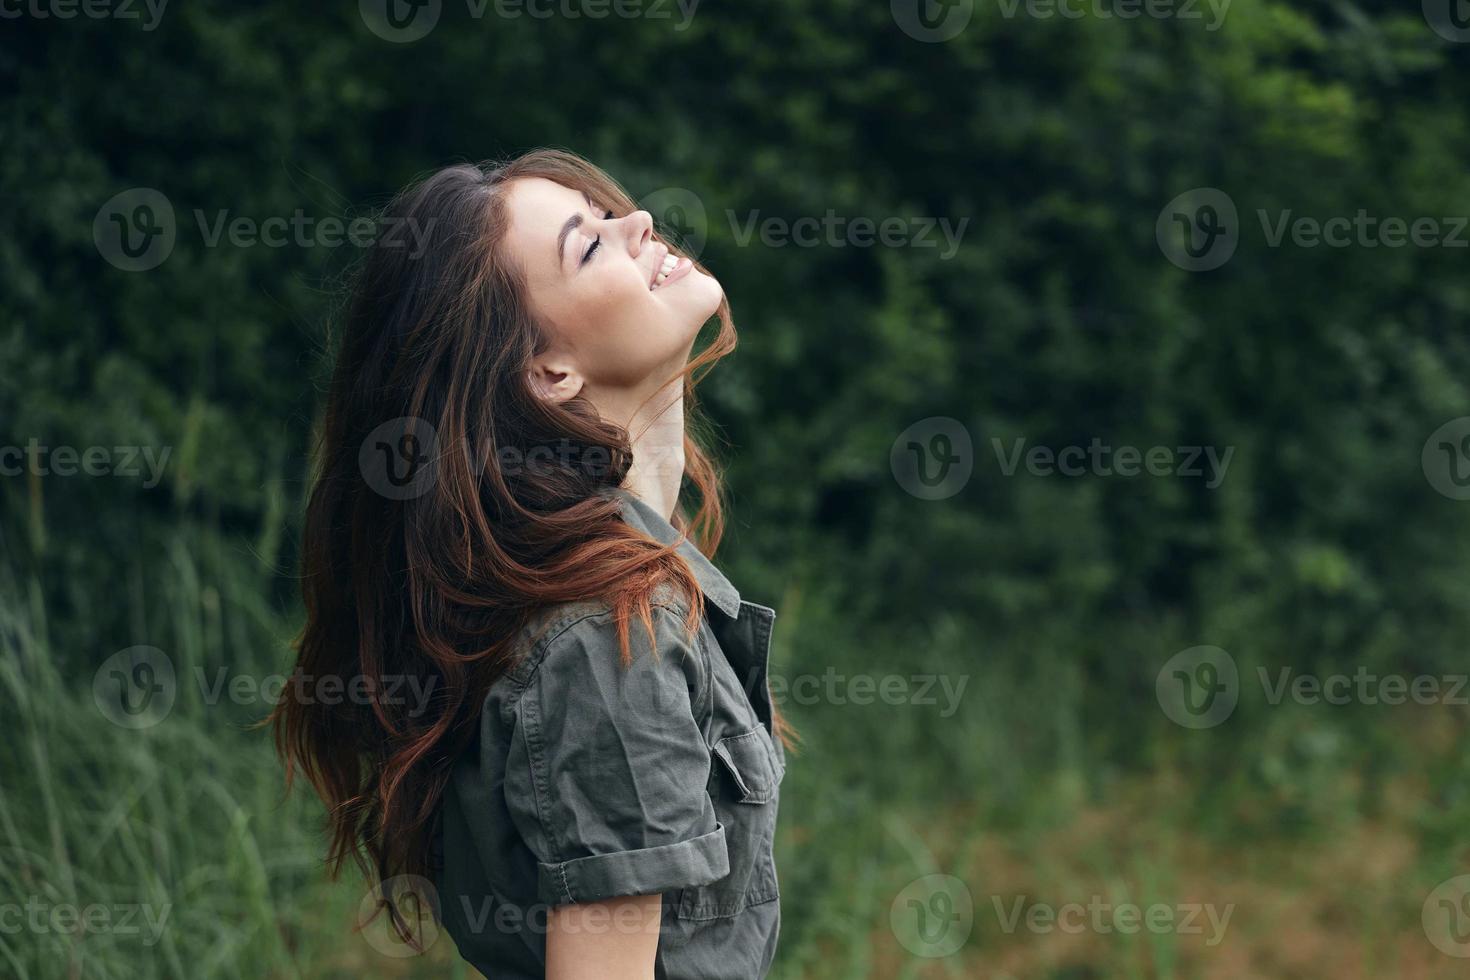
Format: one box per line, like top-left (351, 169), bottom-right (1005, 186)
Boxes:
top-left (505, 604), bottom-right (728, 906)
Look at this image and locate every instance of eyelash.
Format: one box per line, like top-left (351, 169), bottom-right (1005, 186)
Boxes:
top-left (581, 210), bottom-right (615, 266)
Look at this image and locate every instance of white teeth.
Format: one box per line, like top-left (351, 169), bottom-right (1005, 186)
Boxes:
top-left (651, 254), bottom-right (678, 290)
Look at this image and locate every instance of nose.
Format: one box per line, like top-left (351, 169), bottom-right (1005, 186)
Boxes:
top-left (621, 209), bottom-right (654, 257)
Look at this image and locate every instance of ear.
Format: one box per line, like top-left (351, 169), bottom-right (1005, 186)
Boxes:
top-left (527, 353), bottom-right (585, 404)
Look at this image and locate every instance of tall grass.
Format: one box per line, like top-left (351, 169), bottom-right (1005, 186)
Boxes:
top-left (3, 527), bottom-right (1469, 978)
top-left (0, 528), bottom-right (468, 979)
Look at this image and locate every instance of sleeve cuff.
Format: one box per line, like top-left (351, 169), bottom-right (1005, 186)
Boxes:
top-left (536, 823), bottom-right (729, 906)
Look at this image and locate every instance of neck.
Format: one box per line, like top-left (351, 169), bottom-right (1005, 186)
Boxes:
top-left (620, 381), bottom-right (685, 522)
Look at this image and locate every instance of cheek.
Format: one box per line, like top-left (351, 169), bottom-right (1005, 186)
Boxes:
top-left (541, 266), bottom-right (705, 383)
top-left (567, 275), bottom-right (665, 366)
top-left (540, 273), bottom-right (645, 345)
top-left (584, 275), bottom-right (655, 341)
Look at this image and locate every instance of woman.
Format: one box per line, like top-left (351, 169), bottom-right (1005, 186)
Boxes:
top-left (271, 149), bottom-right (795, 979)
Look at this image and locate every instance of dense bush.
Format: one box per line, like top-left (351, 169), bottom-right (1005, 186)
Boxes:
top-left (6, 0), bottom-right (1469, 735)
top-left (4, 3), bottom-right (1470, 974)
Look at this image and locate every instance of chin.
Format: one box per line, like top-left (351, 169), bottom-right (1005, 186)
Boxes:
top-left (654, 267), bottom-right (724, 338)
top-left (685, 267), bottom-right (725, 317)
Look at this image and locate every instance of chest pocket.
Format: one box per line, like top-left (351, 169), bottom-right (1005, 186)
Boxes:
top-left (678, 724), bottom-right (785, 920)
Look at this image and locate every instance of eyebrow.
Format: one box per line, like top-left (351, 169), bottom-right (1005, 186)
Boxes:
top-left (555, 213), bottom-right (583, 270)
top-left (554, 192), bottom-right (598, 272)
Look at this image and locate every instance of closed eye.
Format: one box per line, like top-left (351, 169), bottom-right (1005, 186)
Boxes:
top-left (580, 210), bottom-right (615, 266)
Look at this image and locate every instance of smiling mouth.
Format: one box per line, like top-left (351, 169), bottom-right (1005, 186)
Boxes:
top-left (650, 248), bottom-right (693, 291)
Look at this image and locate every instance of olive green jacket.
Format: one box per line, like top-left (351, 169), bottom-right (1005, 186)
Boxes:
top-left (435, 486), bottom-right (785, 978)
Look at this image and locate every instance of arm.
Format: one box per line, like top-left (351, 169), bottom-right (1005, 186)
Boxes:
top-left (504, 605), bottom-right (727, 975)
top-left (546, 894), bottom-right (662, 980)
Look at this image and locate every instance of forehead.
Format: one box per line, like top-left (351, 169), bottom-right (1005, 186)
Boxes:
top-left (503, 177), bottom-right (588, 271)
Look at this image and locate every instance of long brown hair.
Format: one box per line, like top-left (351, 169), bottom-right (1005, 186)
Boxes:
top-left (269, 150), bottom-right (793, 939)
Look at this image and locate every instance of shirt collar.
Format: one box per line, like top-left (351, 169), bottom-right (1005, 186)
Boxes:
top-left (605, 486), bottom-right (743, 620)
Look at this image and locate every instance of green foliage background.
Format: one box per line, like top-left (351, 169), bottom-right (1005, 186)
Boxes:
top-left (4, 0), bottom-right (1470, 977)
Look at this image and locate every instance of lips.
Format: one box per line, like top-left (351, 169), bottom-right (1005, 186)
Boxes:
top-left (651, 251), bottom-right (677, 288)
top-left (649, 244), bottom-right (694, 291)
top-left (648, 244), bottom-right (672, 289)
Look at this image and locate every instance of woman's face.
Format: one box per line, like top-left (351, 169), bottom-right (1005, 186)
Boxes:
top-left (502, 177), bottom-right (723, 418)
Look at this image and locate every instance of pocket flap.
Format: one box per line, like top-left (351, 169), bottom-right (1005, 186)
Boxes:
top-left (713, 728), bottom-right (780, 804)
